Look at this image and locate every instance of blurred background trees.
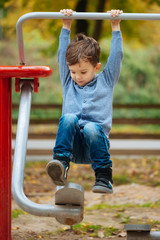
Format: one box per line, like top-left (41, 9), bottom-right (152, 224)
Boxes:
top-left (1, 0), bottom-right (160, 44)
top-left (0, 0), bottom-right (160, 104)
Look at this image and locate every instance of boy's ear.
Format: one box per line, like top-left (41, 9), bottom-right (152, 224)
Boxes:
top-left (95, 62), bottom-right (101, 72)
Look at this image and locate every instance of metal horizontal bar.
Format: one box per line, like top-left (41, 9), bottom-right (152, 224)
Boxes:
top-left (16, 12), bottom-right (160, 65)
top-left (17, 12), bottom-right (160, 22)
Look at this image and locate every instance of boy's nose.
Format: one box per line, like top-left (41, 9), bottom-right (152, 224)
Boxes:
top-left (76, 75), bottom-right (81, 80)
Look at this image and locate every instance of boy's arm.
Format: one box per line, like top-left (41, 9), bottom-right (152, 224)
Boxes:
top-left (107, 9), bottom-right (123, 32)
top-left (60, 9), bottom-right (74, 30)
top-left (58, 9), bottom-right (74, 86)
top-left (102, 10), bottom-right (123, 86)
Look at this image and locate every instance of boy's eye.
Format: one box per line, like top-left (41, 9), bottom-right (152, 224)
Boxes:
top-left (81, 72), bottom-right (87, 74)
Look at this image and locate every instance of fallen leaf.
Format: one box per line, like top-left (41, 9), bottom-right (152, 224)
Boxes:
top-left (12, 227), bottom-right (20, 230)
top-left (118, 231), bottom-right (126, 237)
top-left (98, 231), bottom-right (104, 238)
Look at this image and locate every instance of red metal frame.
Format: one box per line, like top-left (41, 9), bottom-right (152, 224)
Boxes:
top-left (0, 66), bottom-right (52, 240)
top-left (0, 66), bottom-right (52, 78)
top-left (0, 76), bottom-right (12, 240)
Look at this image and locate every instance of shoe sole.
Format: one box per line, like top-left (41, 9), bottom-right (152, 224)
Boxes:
top-left (92, 185), bottom-right (113, 194)
top-left (46, 160), bottom-right (66, 186)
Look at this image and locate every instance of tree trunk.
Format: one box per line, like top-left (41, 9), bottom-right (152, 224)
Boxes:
top-left (75, 0), bottom-right (89, 35)
top-left (92, 0), bottom-right (106, 41)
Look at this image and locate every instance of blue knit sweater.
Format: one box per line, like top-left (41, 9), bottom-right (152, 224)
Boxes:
top-left (58, 28), bottom-right (123, 137)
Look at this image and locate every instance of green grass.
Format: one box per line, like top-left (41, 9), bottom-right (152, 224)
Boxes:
top-left (111, 124), bottom-right (160, 134)
top-left (103, 226), bottom-right (119, 237)
top-left (12, 209), bottom-right (25, 218)
top-left (132, 219), bottom-right (160, 228)
top-left (25, 160), bottom-right (47, 168)
top-left (116, 213), bottom-right (130, 224)
top-left (71, 223), bottom-right (118, 237)
top-left (113, 108), bottom-right (160, 119)
top-left (113, 174), bottom-right (132, 185)
top-left (140, 201), bottom-right (160, 208)
top-left (85, 201), bottom-right (160, 211)
top-left (146, 220), bottom-right (160, 226)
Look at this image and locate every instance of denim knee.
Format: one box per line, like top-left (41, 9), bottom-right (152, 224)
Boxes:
top-left (60, 114), bottom-right (79, 128)
top-left (83, 122), bottom-right (101, 142)
top-left (83, 122), bottom-right (111, 170)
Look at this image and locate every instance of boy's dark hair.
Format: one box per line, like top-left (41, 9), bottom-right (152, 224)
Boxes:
top-left (66, 33), bottom-right (100, 67)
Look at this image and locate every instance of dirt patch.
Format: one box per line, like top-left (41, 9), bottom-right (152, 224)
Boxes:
top-left (12, 157), bottom-right (160, 239)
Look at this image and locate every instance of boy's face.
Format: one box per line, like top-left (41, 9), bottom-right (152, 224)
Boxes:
top-left (69, 60), bottom-right (101, 87)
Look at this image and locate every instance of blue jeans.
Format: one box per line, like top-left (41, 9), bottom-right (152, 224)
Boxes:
top-left (53, 114), bottom-right (112, 171)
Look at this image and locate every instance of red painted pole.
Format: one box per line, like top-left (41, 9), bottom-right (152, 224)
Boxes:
top-left (0, 77), bottom-right (12, 240)
top-left (0, 65), bottom-right (52, 239)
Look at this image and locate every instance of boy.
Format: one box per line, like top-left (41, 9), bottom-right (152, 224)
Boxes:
top-left (46, 9), bottom-right (123, 194)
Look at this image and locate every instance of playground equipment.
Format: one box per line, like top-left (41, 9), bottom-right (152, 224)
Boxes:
top-left (125, 224), bottom-right (160, 240)
top-left (12, 70), bottom-right (84, 225)
top-left (0, 12), bottom-right (160, 240)
top-left (16, 12), bottom-right (160, 65)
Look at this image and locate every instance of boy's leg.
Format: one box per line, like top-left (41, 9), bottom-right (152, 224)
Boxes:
top-left (83, 122), bottom-right (113, 193)
top-left (46, 114), bottom-right (79, 185)
top-left (93, 167), bottom-right (113, 193)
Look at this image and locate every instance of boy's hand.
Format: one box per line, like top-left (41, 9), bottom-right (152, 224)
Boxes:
top-left (107, 9), bottom-right (123, 31)
top-left (60, 9), bottom-right (75, 30)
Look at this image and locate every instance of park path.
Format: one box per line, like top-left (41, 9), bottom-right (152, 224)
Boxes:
top-left (12, 184), bottom-right (160, 239)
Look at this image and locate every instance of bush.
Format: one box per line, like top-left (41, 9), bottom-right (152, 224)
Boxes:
top-left (100, 38), bottom-right (160, 104)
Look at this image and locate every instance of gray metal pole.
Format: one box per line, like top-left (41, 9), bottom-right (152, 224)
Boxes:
top-left (16, 12), bottom-right (160, 65)
top-left (12, 81), bottom-right (82, 223)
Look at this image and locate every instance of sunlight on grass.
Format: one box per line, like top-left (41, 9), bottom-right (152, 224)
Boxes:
top-left (25, 161), bottom-right (47, 168)
top-left (12, 209), bottom-right (25, 219)
top-left (71, 223), bottom-right (118, 237)
top-left (85, 201), bottom-right (160, 211)
top-left (116, 213), bottom-right (130, 224)
top-left (111, 124), bottom-right (160, 134)
top-left (113, 174), bottom-right (132, 185)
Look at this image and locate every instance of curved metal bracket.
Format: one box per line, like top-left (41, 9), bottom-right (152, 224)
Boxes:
top-left (12, 81), bottom-right (84, 225)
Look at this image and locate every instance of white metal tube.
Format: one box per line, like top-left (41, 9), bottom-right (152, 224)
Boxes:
top-left (16, 12), bottom-right (160, 65)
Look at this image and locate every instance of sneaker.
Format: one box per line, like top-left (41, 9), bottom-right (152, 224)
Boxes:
top-left (92, 167), bottom-right (113, 194)
top-left (46, 159), bottom-right (69, 186)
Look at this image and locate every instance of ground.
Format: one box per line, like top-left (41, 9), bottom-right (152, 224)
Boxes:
top-left (12, 157), bottom-right (160, 239)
